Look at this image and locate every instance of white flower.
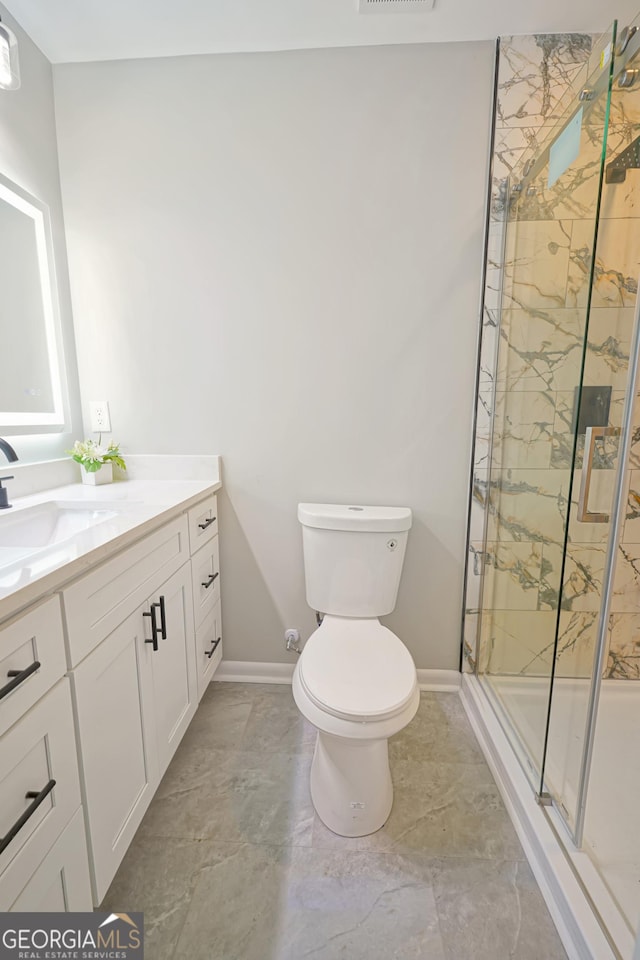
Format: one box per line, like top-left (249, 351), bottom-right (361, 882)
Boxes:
top-left (68, 437), bottom-right (124, 469)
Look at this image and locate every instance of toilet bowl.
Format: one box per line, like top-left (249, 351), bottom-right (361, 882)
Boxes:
top-left (293, 614), bottom-right (419, 837)
top-left (294, 503), bottom-right (418, 838)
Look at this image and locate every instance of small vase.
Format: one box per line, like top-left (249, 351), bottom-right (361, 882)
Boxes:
top-left (81, 462), bottom-right (113, 485)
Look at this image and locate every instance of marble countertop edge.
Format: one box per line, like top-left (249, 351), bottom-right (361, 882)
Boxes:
top-left (0, 460), bottom-right (222, 624)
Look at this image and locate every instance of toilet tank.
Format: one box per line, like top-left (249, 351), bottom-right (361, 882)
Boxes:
top-left (298, 503), bottom-right (412, 618)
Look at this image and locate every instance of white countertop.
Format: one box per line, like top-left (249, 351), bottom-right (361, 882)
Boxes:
top-left (0, 457), bottom-right (221, 623)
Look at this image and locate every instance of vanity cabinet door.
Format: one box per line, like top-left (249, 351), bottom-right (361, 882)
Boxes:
top-left (0, 680), bottom-right (83, 911)
top-left (9, 808), bottom-right (92, 912)
top-left (143, 563), bottom-right (197, 778)
top-left (71, 609), bottom-right (158, 905)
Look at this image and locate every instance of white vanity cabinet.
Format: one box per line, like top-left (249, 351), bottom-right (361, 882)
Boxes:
top-left (187, 493), bottom-right (218, 553)
top-left (0, 597), bottom-right (67, 738)
top-left (8, 809), bottom-right (92, 912)
top-left (144, 562), bottom-right (197, 777)
top-left (0, 482), bottom-right (222, 910)
top-left (70, 604), bottom-right (156, 902)
top-left (0, 598), bottom-right (92, 912)
top-left (191, 535), bottom-right (221, 625)
top-left (67, 534), bottom-right (198, 903)
top-left (195, 598), bottom-right (223, 700)
top-left (189, 494), bottom-right (223, 699)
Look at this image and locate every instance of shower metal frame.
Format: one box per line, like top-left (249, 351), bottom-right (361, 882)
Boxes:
top-left (572, 285), bottom-right (640, 844)
top-left (459, 37), bottom-right (502, 673)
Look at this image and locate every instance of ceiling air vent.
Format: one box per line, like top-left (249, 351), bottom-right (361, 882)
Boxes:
top-left (358, 0), bottom-right (435, 12)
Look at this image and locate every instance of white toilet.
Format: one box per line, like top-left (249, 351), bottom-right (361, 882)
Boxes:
top-left (293, 502), bottom-right (419, 838)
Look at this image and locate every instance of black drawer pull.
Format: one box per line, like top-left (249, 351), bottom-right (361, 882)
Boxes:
top-left (0, 661), bottom-right (41, 702)
top-left (198, 516), bottom-right (216, 531)
top-left (158, 594), bottom-right (167, 640)
top-left (206, 637), bottom-right (221, 660)
top-left (143, 603), bottom-right (161, 652)
top-left (201, 572), bottom-right (219, 589)
top-left (0, 779), bottom-right (56, 856)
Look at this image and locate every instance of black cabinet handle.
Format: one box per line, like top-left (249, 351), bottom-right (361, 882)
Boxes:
top-left (1, 661), bottom-right (41, 702)
top-left (158, 595), bottom-right (167, 640)
top-left (198, 516), bottom-right (216, 531)
top-left (0, 779), bottom-right (56, 856)
top-left (206, 637), bottom-right (221, 660)
top-left (143, 604), bottom-right (161, 651)
top-left (201, 572), bottom-right (219, 589)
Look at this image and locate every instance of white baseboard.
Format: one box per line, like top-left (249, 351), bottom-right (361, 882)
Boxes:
top-left (416, 668), bottom-right (461, 692)
top-left (215, 660), bottom-right (296, 684)
top-left (215, 660), bottom-right (461, 693)
top-left (459, 674), bottom-right (617, 960)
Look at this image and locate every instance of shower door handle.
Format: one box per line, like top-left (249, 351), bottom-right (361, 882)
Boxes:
top-left (577, 426), bottom-right (620, 523)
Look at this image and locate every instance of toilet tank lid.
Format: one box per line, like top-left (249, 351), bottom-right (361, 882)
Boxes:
top-left (298, 503), bottom-right (412, 532)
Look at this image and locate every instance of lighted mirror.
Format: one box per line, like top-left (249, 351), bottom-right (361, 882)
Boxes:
top-left (0, 173), bottom-right (65, 431)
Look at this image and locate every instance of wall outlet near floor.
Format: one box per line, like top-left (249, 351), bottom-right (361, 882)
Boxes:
top-left (89, 400), bottom-right (111, 433)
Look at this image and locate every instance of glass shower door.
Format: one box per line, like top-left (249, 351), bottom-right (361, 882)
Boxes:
top-left (476, 26), bottom-right (617, 791)
top-left (540, 20), bottom-right (640, 941)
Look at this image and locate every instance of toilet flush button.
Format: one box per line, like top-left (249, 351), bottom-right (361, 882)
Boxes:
top-left (387, 539), bottom-right (398, 551)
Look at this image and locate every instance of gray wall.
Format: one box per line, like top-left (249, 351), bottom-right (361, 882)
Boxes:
top-left (54, 41), bottom-right (494, 670)
top-left (0, 3), bottom-right (82, 461)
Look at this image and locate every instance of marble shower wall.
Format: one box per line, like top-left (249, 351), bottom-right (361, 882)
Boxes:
top-left (465, 29), bottom-right (640, 682)
top-left (599, 72), bottom-right (640, 679)
top-left (463, 33), bottom-right (595, 675)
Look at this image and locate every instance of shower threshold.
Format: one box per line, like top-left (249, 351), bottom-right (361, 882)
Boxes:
top-left (461, 673), bottom-right (637, 960)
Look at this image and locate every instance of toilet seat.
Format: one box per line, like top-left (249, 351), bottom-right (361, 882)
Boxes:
top-left (298, 616), bottom-right (417, 723)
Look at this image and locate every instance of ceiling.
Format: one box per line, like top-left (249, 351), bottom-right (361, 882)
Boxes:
top-left (3, 0), bottom-right (639, 64)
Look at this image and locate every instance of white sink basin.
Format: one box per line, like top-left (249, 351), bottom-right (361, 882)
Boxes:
top-left (0, 502), bottom-right (118, 550)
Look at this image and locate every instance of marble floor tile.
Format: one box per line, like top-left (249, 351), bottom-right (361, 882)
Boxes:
top-left (357, 760), bottom-right (525, 861)
top-left (430, 857), bottom-right (568, 959)
top-left (310, 812), bottom-right (361, 851)
top-left (389, 692), bottom-right (485, 765)
top-left (102, 684), bottom-right (567, 960)
top-left (173, 845), bottom-right (446, 960)
top-left (101, 836), bottom-right (232, 960)
top-left (240, 689), bottom-right (317, 754)
top-left (181, 684), bottom-right (254, 750)
top-left (138, 745), bottom-right (314, 847)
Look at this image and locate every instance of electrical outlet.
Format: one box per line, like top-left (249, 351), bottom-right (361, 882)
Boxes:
top-left (89, 400), bottom-right (111, 433)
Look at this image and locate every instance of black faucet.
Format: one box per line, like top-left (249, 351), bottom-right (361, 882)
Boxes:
top-left (0, 438), bottom-right (18, 463)
top-left (0, 441), bottom-right (18, 510)
top-left (0, 476), bottom-right (13, 509)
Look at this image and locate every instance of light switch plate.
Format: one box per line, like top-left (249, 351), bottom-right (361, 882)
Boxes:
top-left (89, 400), bottom-right (111, 433)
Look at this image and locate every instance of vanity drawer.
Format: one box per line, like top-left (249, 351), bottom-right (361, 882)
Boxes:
top-left (0, 597), bottom-right (67, 738)
top-left (63, 515), bottom-right (189, 666)
top-left (191, 536), bottom-right (220, 628)
top-left (0, 679), bottom-right (82, 910)
top-left (188, 494), bottom-right (218, 554)
top-left (195, 600), bottom-right (222, 700)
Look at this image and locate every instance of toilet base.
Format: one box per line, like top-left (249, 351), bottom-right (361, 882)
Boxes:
top-left (310, 731), bottom-right (393, 837)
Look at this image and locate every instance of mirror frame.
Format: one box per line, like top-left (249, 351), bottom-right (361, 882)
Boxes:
top-left (0, 172), bottom-right (66, 432)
